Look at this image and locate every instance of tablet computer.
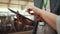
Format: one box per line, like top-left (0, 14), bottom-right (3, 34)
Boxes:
top-left (8, 8), bottom-right (38, 34)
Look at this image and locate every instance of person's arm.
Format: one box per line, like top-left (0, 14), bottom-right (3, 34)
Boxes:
top-left (26, 6), bottom-right (58, 30)
top-left (38, 9), bottom-right (57, 30)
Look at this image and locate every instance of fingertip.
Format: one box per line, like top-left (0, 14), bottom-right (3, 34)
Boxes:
top-left (30, 11), bottom-right (34, 13)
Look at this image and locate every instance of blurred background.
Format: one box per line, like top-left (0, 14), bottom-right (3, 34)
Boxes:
top-left (0, 0), bottom-right (34, 16)
top-left (0, 0), bottom-right (34, 34)
top-left (0, 0), bottom-right (57, 34)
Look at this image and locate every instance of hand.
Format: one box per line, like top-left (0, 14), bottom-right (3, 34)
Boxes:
top-left (16, 11), bottom-right (33, 25)
top-left (25, 5), bottom-right (42, 22)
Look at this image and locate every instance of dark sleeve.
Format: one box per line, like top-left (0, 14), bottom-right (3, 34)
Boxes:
top-left (50, 0), bottom-right (60, 15)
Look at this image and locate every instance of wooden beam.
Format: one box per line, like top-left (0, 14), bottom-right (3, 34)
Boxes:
top-left (0, 0), bottom-right (33, 5)
top-left (0, 2), bottom-right (20, 5)
top-left (21, 0), bottom-right (33, 2)
top-left (8, 0), bottom-right (11, 7)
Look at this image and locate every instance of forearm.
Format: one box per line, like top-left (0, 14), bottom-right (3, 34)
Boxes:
top-left (33, 7), bottom-right (58, 30)
top-left (40, 10), bottom-right (57, 30)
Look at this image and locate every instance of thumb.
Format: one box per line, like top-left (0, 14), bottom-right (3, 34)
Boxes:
top-left (16, 11), bottom-right (20, 20)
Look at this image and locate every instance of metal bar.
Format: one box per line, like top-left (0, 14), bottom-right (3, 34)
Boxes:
top-left (33, 0), bottom-right (43, 34)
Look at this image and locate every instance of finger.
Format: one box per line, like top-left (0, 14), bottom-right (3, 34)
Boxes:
top-left (25, 8), bottom-right (35, 15)
top-left (16, 11), bottom-right (21, 20)
top-left (25, 6), bottom-right (33, 13)
top-left (16, 14), bottom-right (19, 20)
top-left (29, 11), bottom-right (34, 15)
